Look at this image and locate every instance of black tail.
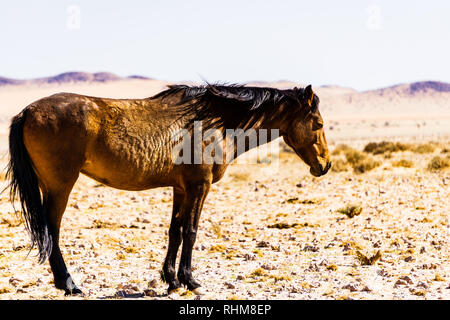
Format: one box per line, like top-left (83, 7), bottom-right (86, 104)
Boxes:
top-left (5, 109), bottom-right (52, 263)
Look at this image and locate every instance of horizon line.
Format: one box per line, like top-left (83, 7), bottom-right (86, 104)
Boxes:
top-left (1, 70), bottom-right (449, 93)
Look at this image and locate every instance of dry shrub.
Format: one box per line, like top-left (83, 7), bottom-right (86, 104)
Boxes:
top-left (92, 219), bottom-right (120, 229)
top-left (211, 223), bottom-right (222, 238)
top-left (269, 274), bottom-right (292, 282)
top-left (427, 156), bottom-right (450, 171)
top-left (337, 205), bottom-right (362, 218)
top-left (0, 287), bottom-right (12, 294)
top-left (331, 158), bottom-right (348, 172)
top-left (331, 144), bottom-right (352, 155)
top-left (344, 149), bottom-right (366, 165)
top-left (331, 145), bottom-right (381, 173)
top-left (363, 141), bottom-right (410, 154)
top-left (355, 250), bottom-right (381, 265)
top-left (250, 268), bottom-right (267, 277)
top-left (124, 247), bottom-right (138, 254)
top-left (326, 264), bottom-right (338, 271)
top-left (285, 198), bottom-right (319, 204)
top-left (337, 148), bottom-right (380, 173)
top-left (209, 244), bottom-right (226, 253)
top-left (267, 222), bottom-right (299, 229)
top-left (413, 144), bottom-right (435, 154)
top-left (352, 157), bottom-right (381, 174)
top-left (392, 159), bottom-right (414, 168)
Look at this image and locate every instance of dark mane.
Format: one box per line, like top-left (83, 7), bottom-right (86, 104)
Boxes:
top-left (151, 83), bottom-right (312, 131)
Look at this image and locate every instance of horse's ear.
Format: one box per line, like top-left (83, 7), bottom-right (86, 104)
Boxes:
top-left (304, 85), bottom-right (314, 107)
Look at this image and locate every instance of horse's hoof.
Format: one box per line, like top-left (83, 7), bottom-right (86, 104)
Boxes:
top-left (64, 287), bottom-right (83, 296)
top-left (192, 287), bottom-right (205, 296)
top-left (168, 287), bottom-right (183, 296)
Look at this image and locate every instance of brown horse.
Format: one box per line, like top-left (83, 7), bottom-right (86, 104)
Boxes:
top-left (6, 83), bottom-right (331, 295)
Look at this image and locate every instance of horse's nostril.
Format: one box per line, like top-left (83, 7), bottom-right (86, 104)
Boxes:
top-left (318, 163), bottom-right (324, 173)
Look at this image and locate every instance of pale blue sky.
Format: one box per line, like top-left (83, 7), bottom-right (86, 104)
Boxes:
top-left (0, 0), bottom-right (449, 90)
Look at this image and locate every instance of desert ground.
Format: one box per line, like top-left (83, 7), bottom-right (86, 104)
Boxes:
top-left (0, 77), bottom-right (448, 299)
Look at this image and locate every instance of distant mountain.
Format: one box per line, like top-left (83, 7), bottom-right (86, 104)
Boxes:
top-left (318, 80), bottom-right (450, 117)
top-left (370, 81), bottom-right (450, 95)
top-left (0, 74), bottom-right (448, 123)
top-left (0, 77), bottom-right (24, 86)
top-left (0, 72), bottom-right (152, 86)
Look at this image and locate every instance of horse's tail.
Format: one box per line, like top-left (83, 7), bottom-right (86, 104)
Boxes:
top-left (6, 109), bottom-right (52, 263)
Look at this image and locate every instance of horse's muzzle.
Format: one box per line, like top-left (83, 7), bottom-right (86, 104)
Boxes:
top-left (311, 161), bottom-right (332, 177)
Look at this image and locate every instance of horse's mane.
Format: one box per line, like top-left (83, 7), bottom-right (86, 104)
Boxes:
top-left (151, 83), bottom-right (314, 131)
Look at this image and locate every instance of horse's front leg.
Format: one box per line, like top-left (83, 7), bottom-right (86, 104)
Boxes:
top-left (177, 180), bottom-right (211, 293)
top-left (162, 189), bottom-right (185, 293)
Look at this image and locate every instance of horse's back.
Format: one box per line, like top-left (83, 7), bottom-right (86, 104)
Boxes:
top-left (21, 92), bottom-right (180, 190)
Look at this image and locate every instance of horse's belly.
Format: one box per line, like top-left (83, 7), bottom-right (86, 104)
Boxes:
top-left (81, 148), bottom-right (176, 191)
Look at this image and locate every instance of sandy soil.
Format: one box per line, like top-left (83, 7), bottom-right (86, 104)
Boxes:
top-left (0, 81), bottom-right (448, 300)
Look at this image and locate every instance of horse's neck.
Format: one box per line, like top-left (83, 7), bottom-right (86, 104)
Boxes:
top-left (230, 117), bottom-right (283, 160)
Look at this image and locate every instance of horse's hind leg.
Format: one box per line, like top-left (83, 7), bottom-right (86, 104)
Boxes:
top-left (44, 181), bottom-right (81, 295)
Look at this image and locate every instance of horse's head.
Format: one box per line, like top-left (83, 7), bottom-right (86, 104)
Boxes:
top-left (282, 85), bottom-right (331, 177)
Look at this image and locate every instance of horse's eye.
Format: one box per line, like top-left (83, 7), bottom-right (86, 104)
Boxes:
top-left (312, 120), bottom-right (323, 131)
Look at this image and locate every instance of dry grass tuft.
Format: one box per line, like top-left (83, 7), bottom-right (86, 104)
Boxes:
top-left (285, 198), bottom-right (319, 204)
top-left (0, 287), bottom-right (12, 294)
top-left (363, 141), bottom-right (410, 154)
top-left (124, 247), bottom-right (138, 254)
top-left (331, 158), bottom-right (349, 172)
top-left (392, 159), bottom-right (414, 168)
top-left (116, 253), bottom-right (126, 260)
top-left (364, 141), bottom-right (436, 155)
top-left (352, 158), bottom-right (381, 174)
top-left (267, 222), bottom-right (299, 229)
top-left (92, 219), bottom-right (120, 229)
top-left (211, 223), bottom-right (222, 238)
top-left (344, 149), bottom-right (366, 165)
top-left (433, 274), bottom-right (445, 281)
top-left (326, 264), bottom-right (338, 271)
top-left (337, 205), bottom-right (362, 218)
top-left (209, 244), bottom-right (227, 253)
top-left (331, 144), bottom-right (352, 155)
top-left (355, 250), bottom-right (381, 265)
top-left (339, 148), bottom-right (381, 173)
top-left (249, 268), bottom-right (267, 277)
top-left (330, 145), bottom-right (381, 174)
top-left (269, 274), bottom-right (292, 282)
top-left (413, 144), bottom-right (435, 154)
top-left (427, 156), bottom-right (450, 171)
top-left (411, 289), bottom-right (426, 296)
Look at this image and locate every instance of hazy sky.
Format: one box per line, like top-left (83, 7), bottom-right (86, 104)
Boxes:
top-left (0, 0), bottom-right (449, 90)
